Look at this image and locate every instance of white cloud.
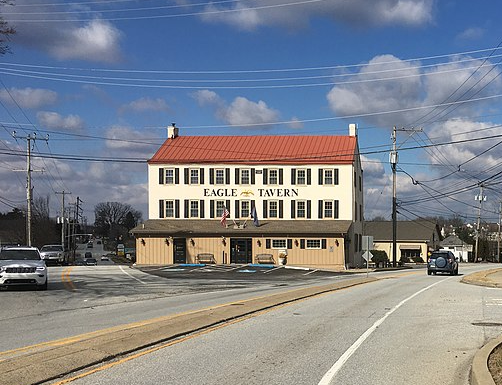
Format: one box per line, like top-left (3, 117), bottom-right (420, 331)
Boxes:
top-left (104, 125), bottom-right (160, 158)
top-left (201, 0), bottom-right (434, 30)
top-left (4, 2), bottom-right (123, 63)
top-left (326, 54), bottom-right (502, 127)
top-left (36, 111), bottom-right (85, 132)
top-left (119, 97), bottom-right (170, 114)
top-left (0, 87), bottom-right (58, 109)
top-left (192, 90), bottom-right (280, 128)
top-left (457, 27), bottom-right (485, 41)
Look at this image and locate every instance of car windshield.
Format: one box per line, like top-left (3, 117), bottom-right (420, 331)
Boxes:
top-left (41, 246), bottom-right (63, 252)
top-left (0, 249), bottom-right (41, 260)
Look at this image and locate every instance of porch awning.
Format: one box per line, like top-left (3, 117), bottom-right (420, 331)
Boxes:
top-left (399, 244), bottom-right (422, 250)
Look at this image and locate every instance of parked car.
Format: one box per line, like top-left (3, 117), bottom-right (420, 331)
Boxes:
top-left (100, 255), bottom-right (109, 261)
top-left (0, 246), bottom-right (48, 290)
top-left (87, 242), bottom-right (93, 249)
top-left (40, 244), bottom-right (66, 266)
top-left (84, 251), bottom-right (92, 259)
top-left (84, 257), bottom-right (97, 266)
top-left (427, 250), bottom-right (458, 275)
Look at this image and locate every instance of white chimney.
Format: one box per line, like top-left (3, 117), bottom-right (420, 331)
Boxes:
top-left (349, 123), bottom-right (357, 137)
top-left (167, 123), bottom-right (179, 139)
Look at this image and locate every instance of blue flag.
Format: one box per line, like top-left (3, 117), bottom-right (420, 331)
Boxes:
top-left (251, 206), bottom-right (259, 227)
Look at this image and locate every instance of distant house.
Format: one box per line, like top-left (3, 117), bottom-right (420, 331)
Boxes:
top-left (364, 220), bottom-right (441, 263)
top-left (439, 234), bottom-right (472, 262)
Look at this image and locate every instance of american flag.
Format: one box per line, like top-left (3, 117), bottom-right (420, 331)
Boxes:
top-left (220, 207), bottom-right (230, 227)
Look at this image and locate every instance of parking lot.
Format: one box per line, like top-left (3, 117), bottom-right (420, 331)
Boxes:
top-left (138, 263), bottom-right (350, 282)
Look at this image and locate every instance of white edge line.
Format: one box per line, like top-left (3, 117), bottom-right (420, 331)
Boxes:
top-left (119, 265), bottom-right (147, 285)
top-left (317, 277), bottom-right (450, 385)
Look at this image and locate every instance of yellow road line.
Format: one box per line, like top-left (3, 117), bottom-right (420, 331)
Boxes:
top-left (61, 267), bottom-right (76, 291)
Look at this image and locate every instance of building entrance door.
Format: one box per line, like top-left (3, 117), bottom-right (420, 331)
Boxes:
top-left (173, 238), bottom-right (186, 264)
top-left (230, 238), bottom-right (252, 264)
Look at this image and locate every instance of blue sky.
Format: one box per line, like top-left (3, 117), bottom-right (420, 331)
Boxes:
top-left (1, 0), bottom-right (502, 226)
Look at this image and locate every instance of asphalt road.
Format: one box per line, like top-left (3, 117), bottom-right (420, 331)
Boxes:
top-left (2, 261), bottom-right (502, 384)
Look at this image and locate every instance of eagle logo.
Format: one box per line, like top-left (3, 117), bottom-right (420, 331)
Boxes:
top-left (240, 190), bottom-right (254, 197)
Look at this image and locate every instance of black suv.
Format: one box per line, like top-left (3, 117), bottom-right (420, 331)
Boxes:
top-left (427, 250), bottom-right (458, 275)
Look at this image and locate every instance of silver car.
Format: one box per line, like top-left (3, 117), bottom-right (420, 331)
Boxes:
top-left (40, 244), bottom-right (65, 265)
top-left (0, 246), bottom-right (48, 290)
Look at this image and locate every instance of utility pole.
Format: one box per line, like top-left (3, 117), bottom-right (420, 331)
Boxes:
top-left (474, 185), bottom-right (486, 262)
top-left (12, 132), bottom-right (46, 246)
top-left (390, 126), bottom-right (422, 267)
top-left (498, 200), bottom-right (501, 263)
top-left (56, 191), bottom-right (71, 249)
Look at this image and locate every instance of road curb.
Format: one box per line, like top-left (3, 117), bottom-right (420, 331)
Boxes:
top-left (471, 334), bottom-right (502, 385)
top-left (1, 276), bottom-right (377, 385)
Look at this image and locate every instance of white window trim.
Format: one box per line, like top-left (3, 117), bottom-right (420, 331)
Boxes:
top-left (165, 200), bottom-right (175, 218)
top-left (190, 168), bottom-right (200, 185)
top-left (324, 200), bottom-right (333, 218)
top-left (306, 239), bottom-right (321, 249)
top-left (215, 200), bottom-right (226, 217)
top-left (269, 200), bottom-right (279, 218)
top-left (272, 239), bottom-right (287, 249)
top-left (189, 200), bottom-right (199, 218)
top-left (240, 200), bottom-right (251, 219)
top-left (215, 168), bottom-right (225, 185)
top-left (240, 168), bottom-right (251, 185)
top-left (268, 168), bottom-right (279, 185)
top-left (165, 168), bottom-right (175, 185)
top-left (296, 200), bottom-right (306, 218)
top-left (297, 168), bottom-right (306, 185)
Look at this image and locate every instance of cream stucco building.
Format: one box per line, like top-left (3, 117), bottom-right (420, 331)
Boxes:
top-left (131, 124), bottom-right (364, 270)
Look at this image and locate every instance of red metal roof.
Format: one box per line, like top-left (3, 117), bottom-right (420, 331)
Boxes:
top-left (148, 135), bottom-right (358, 165)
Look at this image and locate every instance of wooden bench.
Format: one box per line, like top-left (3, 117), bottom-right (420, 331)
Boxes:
top-left (255, 253), bottom-right (275, 264)
top-left (196, 253), bottom-right (216, 264)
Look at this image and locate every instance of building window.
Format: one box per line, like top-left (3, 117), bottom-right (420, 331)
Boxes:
top-left (215, 169), bottom-right (225, 185)
top-left (269, 169), bottom-right (279, 185)
top-left (240, 200), bottom-right (250, 218)
top-left (190, 200), bottom-right (199, 218)
top-left (306, 239), bottom-right (321, 249)
top-left (272, 239), bottom-right (287, 249)
top-left (240, 169), bottom-right (250, 185)
top-left (190, 169), bottom-right (199, 185)
top-left (297, 169), bottom-right (306, 185)
top-left (324, 201), bottom-right (333, 218)
top-left (269, 200), bottom-right (278, 218)
top-left (216, 200), bottom-right (226, 217)
top-left (297, 200), bottom-right (306, 218)
top-left (165, 200), bottom-right (175, 218)
top-left (321, 168), bottom-right (339, 185)
top-left (165, 168), bottom-right (175, 184)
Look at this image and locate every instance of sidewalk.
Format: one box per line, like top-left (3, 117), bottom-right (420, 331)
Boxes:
top-left (463, 267), bottom-right (502, 385)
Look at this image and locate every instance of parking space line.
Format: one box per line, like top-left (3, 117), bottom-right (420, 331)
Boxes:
top-left (263, 266), bottom-right (284, 274)
top-left (304, 269), bottom-right (319, 275)
top-left (119, 266), bottom-right (147, 285)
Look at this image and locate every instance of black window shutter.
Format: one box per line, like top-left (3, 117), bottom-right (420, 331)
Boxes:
top-left (209, 168), bottom-right (214, 184)
top-left (307, 169), bottom-right (311, 185)
top-left (291, 200), bottom-right (296, 219)
top-left (279, 169), bottom-right (284, 185)
top-left (235, 168), bottom-right (240, 184)
top-left (175, 200), bottom-right (180, 218)
top-left (184, 200), bottom-right (189, 218)
top-left (184, 168), bottom-right (189, 184)
top-left (263, 169), bottom-right (268, 184)
top-left (175, 168), bottom-right (180, 184)
top-left (263, 200), bottom-right (268, 219)
top-left (318, 200), bottom-right (323, 219)
top-left (334, 168), bottom-right (339, 185)
top-left (266, 239), bottom-right (271, 249)
top-left (210, 200), bottom-right (214, 218)
top-left (251, 168), bottom-right (256, 184)
top-left (200, 168), bottom-right (205, 184)
top-left (200, 200), bottom-right (205, 218)
top-left (291, 169), bottom-right (296, 185)
top-left (279, 200), bottom-right (283, 218)
top-left (307, 200), bottom-right (311, 219)
top-left (287, 239), bottom-right (293, 249)
top-left (251, 199), bottom-right (256, 211)
top-left (225, 168), bottom-right (230, 184)
top-left (318, 169), bottom-right (323, 185)
top-left (322, 239), bottom-right (327, 249)
top-left (226, 200), bottom-right (231, 217)
top-left (235, 200), bottom-right (240, 218)
top-left (159, 168), bottom-right (164, 184)
top-left (335, 200), bottom-right (339, 219)
top-left (300, 239), bottom-right (305, 249)
top-left (159, 200), bottom-right (164, 218)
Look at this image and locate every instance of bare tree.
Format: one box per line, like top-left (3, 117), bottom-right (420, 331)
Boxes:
top-left (0, 0), bottom-right (15, 55)
top-left (94, 202), bottom-right (142, 238)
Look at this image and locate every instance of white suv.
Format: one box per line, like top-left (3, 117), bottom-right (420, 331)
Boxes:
top-left (40, 244), bottom-right (66, 265)
top-left (0, 246), bottom-right (48, 290)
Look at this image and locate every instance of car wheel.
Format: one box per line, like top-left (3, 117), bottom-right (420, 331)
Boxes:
top-left (427, 270), bottom-right (432, 275)
top-left (455, 269), bottom-right (459, 275)
top-left (433, 271), bottom-right (436, 275)
top-left (38, 280), bottom-right (48, 291)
